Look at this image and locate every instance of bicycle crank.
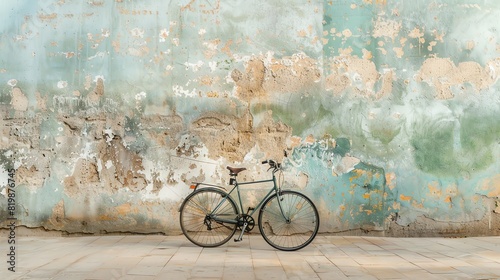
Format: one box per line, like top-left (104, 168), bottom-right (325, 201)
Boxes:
top-left (237, 214), bottom-right (255, 232)
top-left (234, 215), bottom-right (255, 242)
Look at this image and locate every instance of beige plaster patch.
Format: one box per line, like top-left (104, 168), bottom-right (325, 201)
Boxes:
top-left (231, 53), bottom-right (321, 102)
top-left (417, 57), bottom-right (498, 99)
top-left (326, 55), bottom-right (379, 95)
top-left (373, 17), bottom-right (401, 40)
top-left (47, 200), bottom-right (65, 228)
top-left (11, 87), bottom-right (28, 111)
top-left (191, 110), bottom-right (290, 162)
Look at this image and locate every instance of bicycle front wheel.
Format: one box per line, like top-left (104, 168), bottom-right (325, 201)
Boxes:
top-left (179, 188), bottom-right (238, 247)
top-left (258, 190), bottom-right (319, 251)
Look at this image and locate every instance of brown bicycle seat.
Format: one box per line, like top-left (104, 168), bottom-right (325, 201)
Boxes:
top-left (227, 166), bottom-right (247, 176)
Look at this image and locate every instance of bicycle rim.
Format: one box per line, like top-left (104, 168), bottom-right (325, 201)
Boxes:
top-left (179, 188), bottom-right (238, 247)
top-left (258, 190), bottom-right (319, 251)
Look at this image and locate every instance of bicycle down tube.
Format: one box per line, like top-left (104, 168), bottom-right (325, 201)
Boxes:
top-left (210, 177), bottom-right (278, 224)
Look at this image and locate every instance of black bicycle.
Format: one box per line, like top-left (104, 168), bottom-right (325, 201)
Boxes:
top-left (179, 156), bottom-right (319, 251)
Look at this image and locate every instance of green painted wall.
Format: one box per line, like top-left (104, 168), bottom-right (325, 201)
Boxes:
top-left (1, 0), bottom-right (500, 236)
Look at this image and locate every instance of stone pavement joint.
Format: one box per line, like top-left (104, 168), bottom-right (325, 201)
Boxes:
top-left (1, 235), bottom-right (500, 279)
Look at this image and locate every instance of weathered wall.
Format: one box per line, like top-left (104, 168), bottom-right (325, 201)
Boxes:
top-left (1, 0), bottom-right (500, 236)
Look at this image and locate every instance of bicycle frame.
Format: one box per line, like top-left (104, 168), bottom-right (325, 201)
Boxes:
top-left (191, 172), bottom-right (288, 226)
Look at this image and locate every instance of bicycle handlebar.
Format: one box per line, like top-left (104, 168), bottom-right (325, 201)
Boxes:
top-left (262, 150), bottom-right (288, 171)
top-left (262, 159), bottom-right (281, 171)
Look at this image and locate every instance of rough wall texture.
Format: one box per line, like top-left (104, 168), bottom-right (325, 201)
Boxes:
top-left (1, 0), bottom-right (500, 236)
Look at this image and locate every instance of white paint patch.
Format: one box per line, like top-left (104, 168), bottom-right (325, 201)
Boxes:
top-left (135, 91), bottom-right (146, 101)
top-left (104, 128), bottom-right (114, 144)
top-left (7, 79), bottom-right (17, 87)
top-left (94, 75), bottom-right (105, 83)
top-left (101, 29), bottom-right (110, 37)
top-left (172, 85), bottom-right (197, 97)
top-left (226, 72), bottom-right (236, 85)
top-left (233, 53), bottom-right (253, 64)
top-left (79, 142), bottom-right (95, 159)
top-left (333, 156), bottom-right (361, 175)
top-left (96, 159), bottom-right (103, 172)
top-left (135, 91), bottom-right (147, 112)
top-left (487, 59), bottom-right (500, 83)
top-left (130, 27), bottom-right (145, 38)
top-left (208, 61), bottom-right (217, 72)
top-left (0, 164), bottom-right (8, 198)
top-left (159, 28), bottom-right (169, 42)
top-left (184, 61), bottom-right (204, 72)
top-left (88, 52), bottom-right (106, 60)
top-left (203, 41), bottom-right (218, 51)
top-left (57, 80), bottom-right (68, 89)
top-left (105, 160), bottom-right (113, 169)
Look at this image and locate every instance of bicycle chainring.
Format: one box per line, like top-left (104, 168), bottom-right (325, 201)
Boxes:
top-left (237, 214), bottom-right (255, 232)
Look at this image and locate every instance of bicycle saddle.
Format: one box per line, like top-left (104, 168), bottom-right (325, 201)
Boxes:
top-left (227, 166), bottom-right (247, 176)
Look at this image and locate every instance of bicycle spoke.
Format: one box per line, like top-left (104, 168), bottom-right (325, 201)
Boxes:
top-left (180, 188), bottom-right (238, 247)
top-left (259, 191), bottom-right (319, 251)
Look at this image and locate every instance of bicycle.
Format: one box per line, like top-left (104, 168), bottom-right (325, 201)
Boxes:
top-left (178, 155), bottom-right (320, 251)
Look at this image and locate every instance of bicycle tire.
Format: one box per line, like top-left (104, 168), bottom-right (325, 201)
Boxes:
top-left (258, 190), bottom-right (319, 251)
top-left (179, 188), bottom-right (238, 247)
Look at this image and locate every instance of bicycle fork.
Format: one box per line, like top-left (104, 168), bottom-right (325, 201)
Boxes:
top-left (276, 191), bottom-right (291, 224)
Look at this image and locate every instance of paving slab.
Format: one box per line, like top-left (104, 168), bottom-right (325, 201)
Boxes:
top-left (0, 235), bottom-right (499, 279)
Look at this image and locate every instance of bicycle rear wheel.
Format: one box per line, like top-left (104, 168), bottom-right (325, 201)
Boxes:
top-left (179, 188), bottom-right (238, 247)
top-left (258, 190), bottom-right (319, 251)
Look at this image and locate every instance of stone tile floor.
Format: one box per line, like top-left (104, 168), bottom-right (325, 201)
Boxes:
top-left (1, 234), bottom-right (499, 279)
